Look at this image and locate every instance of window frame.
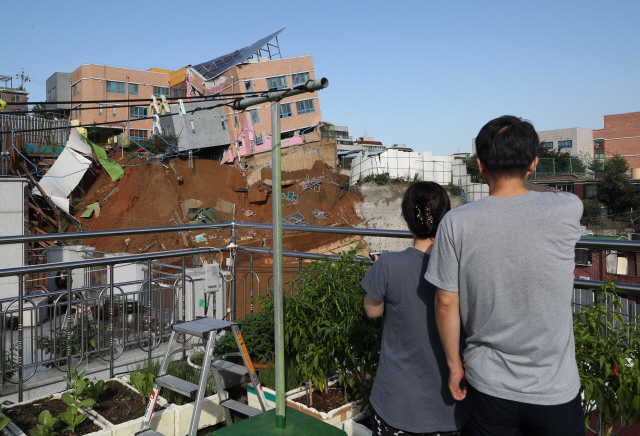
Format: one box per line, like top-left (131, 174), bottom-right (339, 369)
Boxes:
top-left (250, 109), bottom-right (260, 124)
top-left (266, 76), bottom-right (287, 91)
top-left (292, 72), bottom-right (310, 86)
top-left (99, 104), bottom-right (103, 116)
top-left (129, 129), bottom-right (148, 143)
top-left (245, 81), bottom-right (253, 93)
top-left (279, 103), bottom-right (292, 118)
top-left (129, 106), bottom-right (148, 119)
top-left (113, 106), bottom-right (117, 117)
top-left (295, 99), bottom-right (315, 115)
top-left (153, 86), bottom-right (169, 97)
top-left (106, 81), bottom-right (125, 94)
top-left (558, 140), bottom-right (573, 149)
top-left (129, 83), bottom-right (139, 95)
top-left (11, 95), bottom-right (20, 103)
top-left (575, 249), bottom-right (592, 266)
top-left (585, 184), bottom-right (598, 197)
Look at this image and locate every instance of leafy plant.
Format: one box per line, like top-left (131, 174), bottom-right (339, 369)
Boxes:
top-left (132, 360), bottom-right (215, 405)
top-left (61, 369), bottom-right (95, 408)
top-left (0, 412), bottom-right (10, 432)
top-left (258, 360), bottom-right (305, 392)
top-left (29, 410), bottom-right (60, 436)
top-left (59, 406), bottom-right (86, 436)
top-left (444, 183), bottom-right (462, 196)
top-left (574, 281), bottom-right (640, 434)
top-left (214, 313), bottom-right (275, 363)
top-left (129, 371), bottom-right (155, 404)
top-left (84, 380), bottom-right (107, 402)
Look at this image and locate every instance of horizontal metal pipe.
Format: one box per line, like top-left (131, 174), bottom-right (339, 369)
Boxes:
top-left (573, 278), bottom-right (640, 295)
top-left (0, 246), bottom-right (227, 278)
top-left (231, 78), bottom-right (329, 110)
top-left (0, 222), bottom-right (230, 246)
top-left (575, 239), bottom-right (640, 250)
top-left (237, 245), bottom-right (372, 263)
top-left (237, 222), bottom-right (414, 238)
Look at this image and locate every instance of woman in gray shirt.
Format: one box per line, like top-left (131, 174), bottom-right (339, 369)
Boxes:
top-left (362, 181), bottom-right (466, 435)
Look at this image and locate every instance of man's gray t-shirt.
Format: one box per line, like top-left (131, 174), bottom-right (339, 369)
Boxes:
top-left (361, 248), bottom-right (466, 433)
top-left (425, 191), bottom-right (583, 405)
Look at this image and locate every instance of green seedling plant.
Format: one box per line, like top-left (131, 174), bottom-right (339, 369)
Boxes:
top-left (29, 410), bottom-right (60, 436)
top-left (84, 380), bottom-right (107, 401)
top-left (130, 371), bottom-right (155, 405)
top-left (0, 412), bottom-right (10, 432)
top-left (59, 406), bottom-right (86, 436)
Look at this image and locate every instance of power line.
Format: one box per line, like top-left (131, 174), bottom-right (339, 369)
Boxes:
top-left (4, 90), bottom-right (261, 106)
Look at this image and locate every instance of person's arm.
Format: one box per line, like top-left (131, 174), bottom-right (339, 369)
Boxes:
top-left (364, 294), bottom-right (384, 318)
top-left (435, 288), bottom-right (466, 401)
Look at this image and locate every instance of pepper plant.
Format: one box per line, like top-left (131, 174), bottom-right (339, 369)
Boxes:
top-left (574, 281), bottom-right (640, 435)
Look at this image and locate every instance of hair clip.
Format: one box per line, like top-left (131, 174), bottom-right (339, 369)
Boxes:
top-left (416, 206), bottom-right (434, 225)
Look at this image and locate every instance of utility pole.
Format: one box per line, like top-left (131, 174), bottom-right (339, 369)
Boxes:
top-left (230, 78), bottom-right (329, 430)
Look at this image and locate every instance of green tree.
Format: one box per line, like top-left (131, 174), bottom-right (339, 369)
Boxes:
top-left (581, 199), bottom-right (602, 227)
top-left (604, 154), bottom-right (629, 174)
top-left (598, 154), bottom-right (638, 214)
top-left (463, 154), bottom-right (485, 183)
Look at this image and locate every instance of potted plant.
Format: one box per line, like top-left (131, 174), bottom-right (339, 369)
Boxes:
top-left (574, 281), bottom-right (640, 435)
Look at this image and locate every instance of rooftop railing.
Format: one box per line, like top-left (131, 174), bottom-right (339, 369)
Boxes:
top-left (0, 221), bottom-right (638, 402)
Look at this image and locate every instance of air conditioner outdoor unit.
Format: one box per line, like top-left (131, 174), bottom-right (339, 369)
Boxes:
top-left (628, 233), bottom-right (640, 240)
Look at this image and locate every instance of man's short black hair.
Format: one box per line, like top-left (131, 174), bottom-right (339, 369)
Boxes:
top-left (475, 115), bottom-right (539, 179)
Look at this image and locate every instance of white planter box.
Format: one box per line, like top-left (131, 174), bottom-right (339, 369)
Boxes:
top-left (172, 393), bottom-right (226, 436)
top-left (2, 393), bottom-right (110, 436)
top-left (84, 378), bottom-right (174, 436)
top-left (247, 376), bottom-right (362, 428)
top-left (342, 410), bottom-right (372, 436)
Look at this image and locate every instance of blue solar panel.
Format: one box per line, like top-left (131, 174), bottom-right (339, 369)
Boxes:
top-left (192, 28), bottom-right (285, 81)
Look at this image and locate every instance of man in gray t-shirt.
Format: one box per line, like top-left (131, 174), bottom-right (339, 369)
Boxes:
top-left (427, 116), bottom-right (586, 436)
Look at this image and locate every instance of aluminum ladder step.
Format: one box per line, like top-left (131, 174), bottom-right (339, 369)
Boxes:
top-left (172, 318), bottom-right (237, 338)
top-left (212, 359), bottom-right (249, 377)
top-left (219, 399), bottom-right (262, 417)
top-left (135, 430), bottom-right (163, 436)
top-left (154, 375), bottom-right (199, 399)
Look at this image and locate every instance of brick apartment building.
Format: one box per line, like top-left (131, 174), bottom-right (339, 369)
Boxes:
top-left (0, 87), bottom-right (29, 113)
top-left (159, 28), bottom-right (326, 162)
top-left (593, 111), bottom-right (640, 169)
top-left (48, 65), bottom-right (171, 144)
top-left (575, 239), bottom-right (640, 289)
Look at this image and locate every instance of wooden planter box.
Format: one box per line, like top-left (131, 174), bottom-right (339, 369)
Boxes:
top-left (2, 394), bottom-right (110, 436)
top-left (247, 377), bottom-right (362, 428)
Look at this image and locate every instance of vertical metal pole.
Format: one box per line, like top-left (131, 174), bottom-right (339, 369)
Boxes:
top-left (230, 224), bottom-right (237, 321)
top-left (250, 253), bottom-right (254, 313)
top-left (147, 260), bottom-right (152, 363)
top-left (66, 268), bottom-right (72, 379)
top-left (271, 100), bottom-right (286, 429)
top-left (109, 265), bottom-right (115, 378)
top-left (18, 274), bottom-right (23, 402)
top-left (181, 256), bottom-right (186, 362)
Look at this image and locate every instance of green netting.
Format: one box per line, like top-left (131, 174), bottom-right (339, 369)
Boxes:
top-left (86, 137), bottom-right (124, 182)
top-left (532, 158), bottom-right (601, 178)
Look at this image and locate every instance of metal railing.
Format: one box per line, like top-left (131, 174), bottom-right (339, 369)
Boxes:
top-left (0, 221), bottom-right (639, 402)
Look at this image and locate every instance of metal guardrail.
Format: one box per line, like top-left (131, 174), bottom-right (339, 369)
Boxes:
top-left (1, 221), bottom-right (640, 402)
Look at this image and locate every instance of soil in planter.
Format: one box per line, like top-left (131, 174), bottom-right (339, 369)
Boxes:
top-left (291, 385), bottom-right (355, 413)
top-left (90, 380), bottom-right (161, 425)
top-left (6, 399), bottom-right (101, 436)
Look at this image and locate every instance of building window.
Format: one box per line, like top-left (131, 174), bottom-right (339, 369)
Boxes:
top-left (295, 99), bottom-right (315, 115)
top-left (75, 105), bottom-right (80, 119)
top-left (190, 120), bottom-right (196, 134)
top-left (245, 81), bottom-right (253, 93)
top-left (171, 82), bottom-right (187, 98)
top-left (11, 95), bottom-right (20, 103)
top-left (266, 76), bottom-right (287, 90)
top-left (72, 84), bottom-right (77, 96)
top-left (153, 86), bottom-right (169, 97)
top-left (292, 72), bottom-right (310, 85)
top-left (234, 115), bottom-right (238, 128)
top-left (585, 184), bottom-right (598, 197)
top-left (279, 103), bottom-right (292, 118)
top-left (221, 119), bottom-right (226, 130)
top-left (113, 106), bottom-right (117, 117)
top-left (250, 109), bottom-right (260, 124)
top-left (47, 87), bottom-right (56, 101)
top-left (99, 104), bottom-right (103, 116)
top-left (606, 251), bottom-right (628, 275)
top-left (256, 134), bottom-right (263, 145)
top-left (594, 139), bottom-right (605, 160)
top-left (542, 141), bottom-right (553, 149)
top-left (106, 81), bottom-right (125, 94)
top-left (130, 106), bottom-right (148, 119)
top-left (558, 140), bottom-right (573, 149)
top-left (129, 84), bottom-right (139, 95)
top-left (130, 129), bottom-right (148, 142)
top-left (554, 184), bottom-right (574, 193)
top-left (575, 249), bottom-right (592, 266)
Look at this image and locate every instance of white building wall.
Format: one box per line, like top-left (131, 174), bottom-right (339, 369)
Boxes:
top-left (473, 128), bottom-right (594, 159)
top-left (0, 179), bottom-right (27, 300)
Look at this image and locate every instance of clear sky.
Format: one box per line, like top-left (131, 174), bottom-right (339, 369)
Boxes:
top-left (4, 0), bottom-right (640, 155)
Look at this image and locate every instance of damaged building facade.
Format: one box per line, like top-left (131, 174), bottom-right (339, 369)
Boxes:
top-left (159, 28), bottom-right (325, 165)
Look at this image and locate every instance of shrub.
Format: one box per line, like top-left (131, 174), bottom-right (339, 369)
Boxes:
top-left (445, 183), bottom-right (462, 196)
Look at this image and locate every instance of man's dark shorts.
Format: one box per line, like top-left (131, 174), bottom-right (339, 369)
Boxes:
top-left (466, 384), bottom-right (585, 436)
top-left (371, 407), bottom-right (466, 436)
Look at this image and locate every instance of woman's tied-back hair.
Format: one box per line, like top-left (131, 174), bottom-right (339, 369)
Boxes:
top-left (401, 181), bottom-right (451, 239)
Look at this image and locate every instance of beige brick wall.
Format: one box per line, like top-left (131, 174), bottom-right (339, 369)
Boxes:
top-left (70, 64), bottom-right (170, 137)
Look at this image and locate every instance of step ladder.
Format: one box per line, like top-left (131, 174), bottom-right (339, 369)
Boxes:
top-left (136, 318), bottom-right (270, 436)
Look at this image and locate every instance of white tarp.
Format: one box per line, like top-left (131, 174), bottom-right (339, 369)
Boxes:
top-left (34, 146), bottom-right (91, 213)
top-left (66, 129), bottom-right (92, 154)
